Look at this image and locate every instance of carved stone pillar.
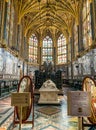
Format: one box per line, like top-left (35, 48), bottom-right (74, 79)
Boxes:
top-left (1, 0), bottom-right (8, 44)
top-left (38, 36), bottom-right (42, 67)
top-left (0, 0), bottom-right (3, 42)
top-left (17, 24), bottom-right (20, 51)
top-left (52, 35), bottom-right (57, 71)
top-left (79, 2), bottom-right (84, 52)
top-left (90, 0), bottom-right (95, 41)
top-left (70, 36), bottom-right (73, 80)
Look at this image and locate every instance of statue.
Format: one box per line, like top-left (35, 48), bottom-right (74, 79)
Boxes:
top-left (43, 61), bottom-right (48, 72)
top-left (41, 79), bottom-right (57, 89)
top-left (42, 61), bottom-right (54, 79)
top-left (48, 61), bottom-right (54, 73)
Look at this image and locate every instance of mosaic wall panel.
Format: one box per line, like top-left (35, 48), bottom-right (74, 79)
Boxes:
top-left (0, 48), bottom-right (4, 72)
top-left (73, 62), bottom-right (78, 76)
top-left (68, 65), bottom-right (71, 77)
top-left (24, 63), bottom-right (27, 75)
top-left (78, 58), bottom-right (82, 75)
top-left (5, 52), bottom-right (13, 74)
top-left (93, 49), bottom-right (96, 72)
top-left (0, 48), bottom-right (20, 79)
top-left (82, 55), bottom-right (91, 75)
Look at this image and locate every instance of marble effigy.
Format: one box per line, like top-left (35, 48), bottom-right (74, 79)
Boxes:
top-left (38, 79), bottom-right (60, 104)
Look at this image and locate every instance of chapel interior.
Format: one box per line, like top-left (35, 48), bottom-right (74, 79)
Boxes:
top-left (0, 0), bottom-right (96, 130)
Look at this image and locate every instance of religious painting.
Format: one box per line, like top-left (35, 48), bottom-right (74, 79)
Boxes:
top-left (83, 77), bottom-right (96, 124)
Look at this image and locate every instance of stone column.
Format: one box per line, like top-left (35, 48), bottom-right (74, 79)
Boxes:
top-left (70, 36), bottom-right (73, 80)
top-left (52, 34), bottom-right (57, 71)
top-left (38, 35), bottom-right (42, 68)
top-left (66, 37), bottom-right (71, 79)
top-left (16, 24), bottom-right (20, 51)
top-left (89, 0), bottom-right (95, 41)
top-left (79, 2), bottom-right (84, 52)
top-left (0, 0), bottom-right (4, 42)
top-left (1, 0), bottom-right (8, 44)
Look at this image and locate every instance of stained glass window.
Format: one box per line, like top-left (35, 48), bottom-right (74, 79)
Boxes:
top-left (57, 34), bottom-right (67, 64)
top-left (29, 34), bottom-right (38, 63)
top-left (82, 0), bottom-right (92, 49)
top-left (42, 36), bottom-right (53, 63)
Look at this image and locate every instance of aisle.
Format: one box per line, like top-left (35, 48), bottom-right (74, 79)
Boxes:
top-left (0, 96), bottom-right (14, 129)
top-left (13, 94), bottom-right (78, 130)
top-left (0, 87), bottom-right (90, 130)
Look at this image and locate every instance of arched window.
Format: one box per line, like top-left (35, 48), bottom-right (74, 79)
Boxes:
top-left (29, 34), bottom-right (38, 63)
top-left (57, 34), bottom-right (67, 64)
top-left (42, 36), bottom-right (53, 63)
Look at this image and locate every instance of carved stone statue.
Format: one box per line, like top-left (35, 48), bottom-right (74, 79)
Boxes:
top-left (42, 61), bottom-right (54, 75)
top-left (41, 79), bottom-right (57, 90)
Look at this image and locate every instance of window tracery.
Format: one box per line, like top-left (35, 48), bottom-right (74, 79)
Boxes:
top-left (57, 34), bottom-right (67, 64)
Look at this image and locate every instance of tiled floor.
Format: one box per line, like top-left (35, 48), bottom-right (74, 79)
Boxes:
top-left (0, 87), bottom-right (94, 130)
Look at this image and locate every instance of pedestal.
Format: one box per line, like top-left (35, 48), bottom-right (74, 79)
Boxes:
top-left (38, 89), bottom-right (60, 104)
top-left (38, 79), bottom-right (60, 104)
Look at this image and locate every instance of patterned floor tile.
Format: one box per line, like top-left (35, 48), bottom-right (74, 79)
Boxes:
top-left (40, 124), bottom-right (61, 130)
top-left (0, 107), bottom-right (11, 114)
top-left (0, 87), bottom-right (94, 130)
top-left (36, 106), bottom-right (61, 116)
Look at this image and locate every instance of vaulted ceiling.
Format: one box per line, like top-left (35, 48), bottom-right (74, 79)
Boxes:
top-left (13, 0), bottom-right (81, 39)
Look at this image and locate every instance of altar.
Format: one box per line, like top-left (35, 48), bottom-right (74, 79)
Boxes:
top-left (38, 80), bottom-right (60, 104)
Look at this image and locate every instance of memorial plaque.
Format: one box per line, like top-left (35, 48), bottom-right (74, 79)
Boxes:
top-left (11, 92), bottom-right (31, 106)
top-left (67, 91), bottom-right (91, 117)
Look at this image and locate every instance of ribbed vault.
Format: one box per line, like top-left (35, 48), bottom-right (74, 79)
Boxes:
top-left (13, 0), bottom-right (81, 39)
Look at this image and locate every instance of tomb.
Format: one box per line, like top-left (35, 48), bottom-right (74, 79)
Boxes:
top-left (38, 79), bottom-right (60, 104)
